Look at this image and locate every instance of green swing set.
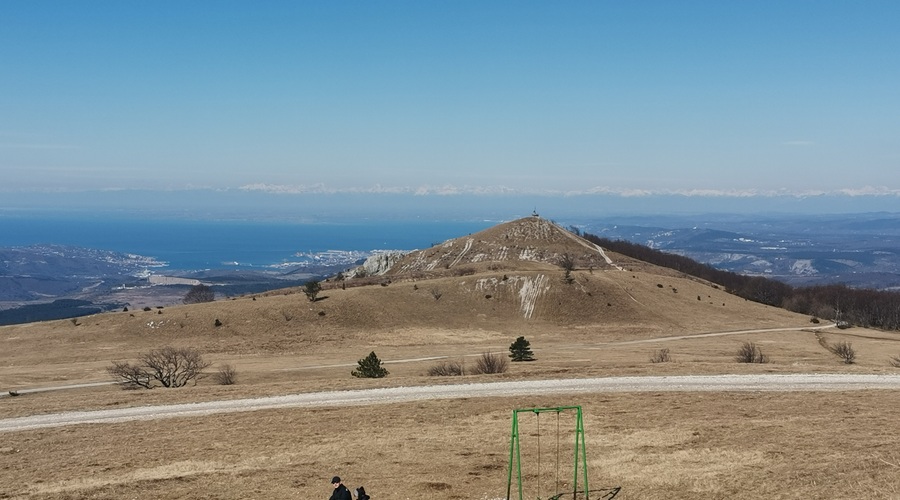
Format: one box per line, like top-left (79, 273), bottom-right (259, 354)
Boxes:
top-left (505, 405), bottom-right (620, 500)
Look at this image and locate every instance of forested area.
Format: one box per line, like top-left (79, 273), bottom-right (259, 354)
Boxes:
top-left (584, 233), bottom-right (900, 331)
top-left (0, 299), bottom-right (103, 326)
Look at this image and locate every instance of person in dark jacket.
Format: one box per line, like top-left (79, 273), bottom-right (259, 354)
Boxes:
top-left (329, 476), bottom-right (352, 500)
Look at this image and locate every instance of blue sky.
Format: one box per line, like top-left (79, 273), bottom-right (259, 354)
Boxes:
top-left (2, 1), bottom-right (899, 213)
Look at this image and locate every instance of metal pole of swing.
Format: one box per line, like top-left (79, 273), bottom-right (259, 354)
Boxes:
top-left (507, 410), bottom-right (524, 500)
top-left (577, 406), bottom-right (589, 498)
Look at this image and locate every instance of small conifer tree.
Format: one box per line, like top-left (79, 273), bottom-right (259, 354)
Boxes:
top-left (351, 351), bottom-right (389, 378)
top-left (509, 336), bottom-right (535, 362)
top-left (303, 280), bottom-right (322, 302)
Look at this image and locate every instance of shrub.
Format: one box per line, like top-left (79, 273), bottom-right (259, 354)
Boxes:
top-left (108, 346), bottom-right (211, 389)
top-left (214, 364), bottom-right (237, 385)
top-left (650, 348), bottom-right (672, 363)
top-left (508, 336), bottom-right (535, 362)
top-left (427, 360), bottom-right (464, 377)
top-left (352, 351), bottom-right (389, 378)
top-left (470, 352), bottom-right (508, 375)
top-left (430, 288), bottom-right (443, 301)
top-left (831, 341), bottom-right (856, 364)
top-left (183, 284), bottom-right (215, 304)
top-left (735, 342), bottom-right (769, 364)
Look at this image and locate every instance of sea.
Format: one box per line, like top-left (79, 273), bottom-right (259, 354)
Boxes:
top-left (0, 213), bottom-right (496, 272)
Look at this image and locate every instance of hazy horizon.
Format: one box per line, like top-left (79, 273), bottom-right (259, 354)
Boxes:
top-left (2, 189), bottom-right (899, 223)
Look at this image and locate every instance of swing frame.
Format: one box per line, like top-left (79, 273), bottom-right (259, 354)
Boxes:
top-left (506, 405), bottom-right (589, 500)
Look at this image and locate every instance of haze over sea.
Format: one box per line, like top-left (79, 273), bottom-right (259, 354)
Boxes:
top-left (0, 213), bottom-right (494, 272)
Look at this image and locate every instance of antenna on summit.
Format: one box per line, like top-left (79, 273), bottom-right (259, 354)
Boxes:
top-left (532, 208), bottom-right (539, 217)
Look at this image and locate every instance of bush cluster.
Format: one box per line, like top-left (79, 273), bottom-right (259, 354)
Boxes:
top-left (735, 342), bottom-right (769, 364)
top-left (470, 352), bottom-right (508, 375)
top-left (427, 360), bottom-right (464, 377)
top-left (830, 341), bottom-right (856, 364)
top-left (650, 348), bottom-right (672, 363)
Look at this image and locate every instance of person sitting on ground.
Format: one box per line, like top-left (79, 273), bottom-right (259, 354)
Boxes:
top-left (329, 476), bottom-right (351, 500)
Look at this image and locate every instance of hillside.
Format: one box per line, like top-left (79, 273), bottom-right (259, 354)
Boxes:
top-left (4, 216), bottom-right (900, 500)
top-left (385, 215), bottom-right (619, 275)
top-left (1, 216), bottom-right (825, 390)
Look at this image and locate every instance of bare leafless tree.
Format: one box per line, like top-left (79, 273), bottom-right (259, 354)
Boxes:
top-left (735, 342), bottom-right (769, 363)
top-left (108, 346), bottom-right (211, 389)
top-left (427, 360), bottom-right (464, 377)
top-left (214, 364), bottom-right (238, 385)
top-left (831, 341), bottom-right (856, 364)
top-left (107, 361), bottom-right (154, 389)
top-left (183, 284), bottom-right (215, 304)
top-left (470, 352), bottom-right (509, 375)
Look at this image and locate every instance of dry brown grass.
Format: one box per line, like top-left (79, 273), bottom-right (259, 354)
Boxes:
top-left (2, 241), bottom-right (900, 498)
top-left (2, 390), bottom-right (899, 499)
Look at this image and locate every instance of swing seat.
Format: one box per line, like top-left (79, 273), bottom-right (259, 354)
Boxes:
top-left (546, 486), bottom-right (621, 500)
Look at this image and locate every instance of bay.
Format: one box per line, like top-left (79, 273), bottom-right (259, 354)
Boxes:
top-left (0, 214), bottom-right (495, 271)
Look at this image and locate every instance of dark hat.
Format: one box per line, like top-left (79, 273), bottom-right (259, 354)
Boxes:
top-left (331, 476), bottom-right (341, 484)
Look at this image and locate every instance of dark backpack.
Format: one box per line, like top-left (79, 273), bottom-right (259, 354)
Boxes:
top-left (355, 486), bottom-right (370, 500)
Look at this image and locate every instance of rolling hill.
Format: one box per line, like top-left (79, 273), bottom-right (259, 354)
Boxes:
top-left (2, 215), bottom-right (823, 387)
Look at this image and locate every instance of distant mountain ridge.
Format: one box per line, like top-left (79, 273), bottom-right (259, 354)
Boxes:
top-left (581, 212), bottom-right (900, 290)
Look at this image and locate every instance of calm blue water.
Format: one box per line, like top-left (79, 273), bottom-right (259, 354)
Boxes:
top-left (0, 214), bottom-right (495, 270)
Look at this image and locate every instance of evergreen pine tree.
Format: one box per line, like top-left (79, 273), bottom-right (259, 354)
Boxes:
top-left (351, 351), bottom-right (389, 378)
top-left (509, 336), bottom-right (535, 362)
top-left (303, 280), bottom-right (322, 302)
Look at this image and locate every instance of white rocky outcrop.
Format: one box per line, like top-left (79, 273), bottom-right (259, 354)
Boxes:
top-left (347, 251), bottom-right (407, 277)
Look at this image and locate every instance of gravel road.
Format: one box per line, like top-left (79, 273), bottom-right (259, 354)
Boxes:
top-left (3, 373), bottom-right (900, 433)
